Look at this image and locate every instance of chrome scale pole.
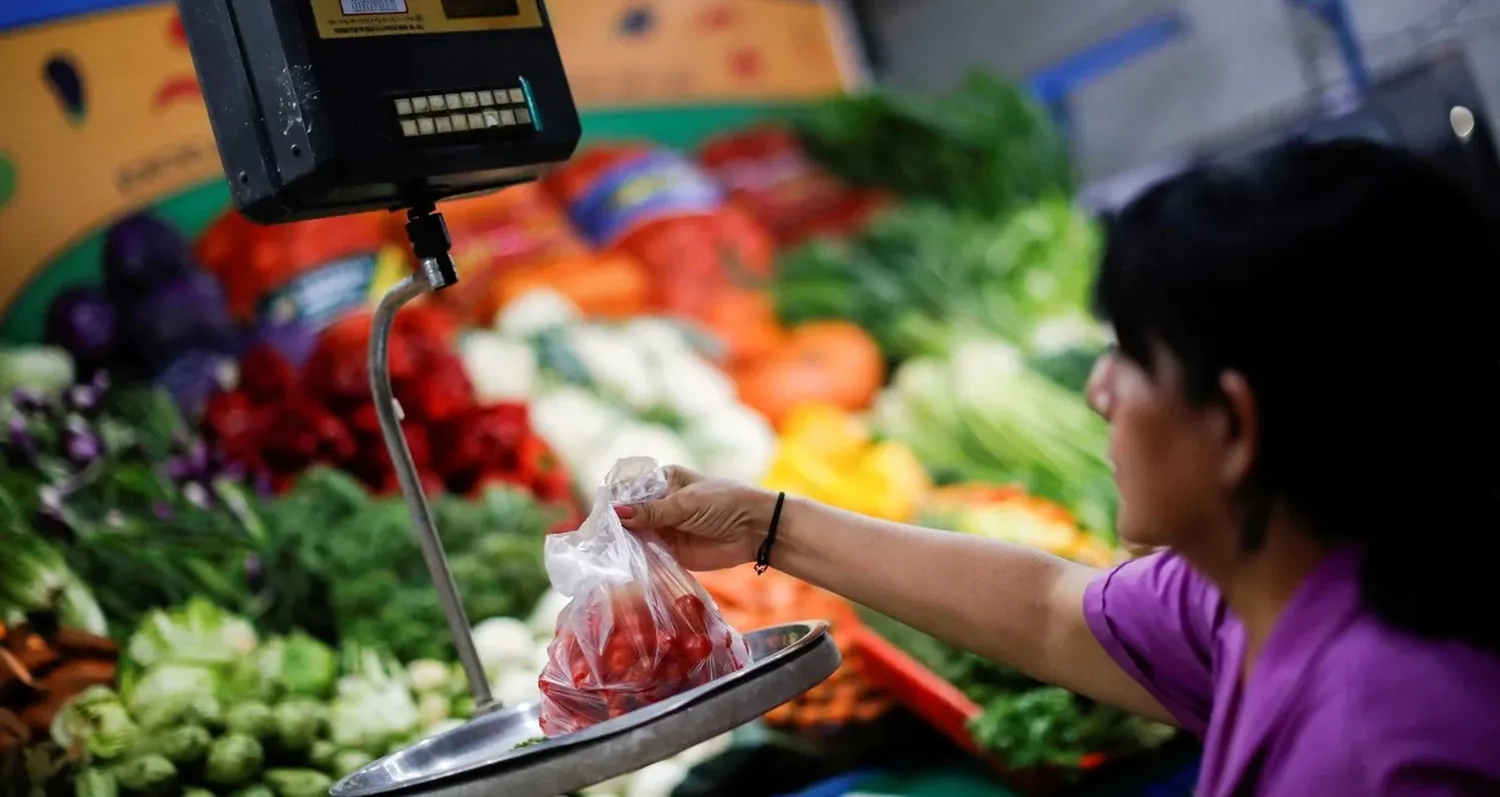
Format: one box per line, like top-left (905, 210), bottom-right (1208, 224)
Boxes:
top-left (370, 209), bottom-right (497, 713)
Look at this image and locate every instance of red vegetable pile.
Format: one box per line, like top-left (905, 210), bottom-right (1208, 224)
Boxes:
top-left (537, 574), bottom-right (749, 737)
top-left (200, 305), bottom-right (575, 511)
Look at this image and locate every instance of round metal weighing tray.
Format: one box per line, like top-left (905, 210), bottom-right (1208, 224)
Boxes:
top-left (332, 621), bottom-right (840, 797)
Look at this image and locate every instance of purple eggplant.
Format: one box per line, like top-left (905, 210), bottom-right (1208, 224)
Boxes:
top-left (102, 214), bottom-right (195, 300)
top-left (45, 287), bottom-right (117, 369)
top-left (154, 350), bottom-right (235, 419)
top-left (122, 274), bottom-right (239, 374)
top-left (252, 319), bottom-right (318, 369)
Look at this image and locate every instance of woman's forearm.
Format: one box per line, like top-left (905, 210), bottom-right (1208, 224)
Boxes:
top-left (766, 495), bottom-right (1174, 723)
top-left (769, 495), bottom-right (1084, 675)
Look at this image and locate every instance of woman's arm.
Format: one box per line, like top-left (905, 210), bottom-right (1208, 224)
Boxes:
top-left (769, 495), bottom-right (1177, 725)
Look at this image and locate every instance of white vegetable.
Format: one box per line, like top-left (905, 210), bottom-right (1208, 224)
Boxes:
top-left (420, 718), bottom-right (465, 740)
top-left (582, 425), bottom-right (695, 493)
top-left (496, 289), bottom-right (579, 335)
top-left (621, 317), bottom-right (690, 353)
top-left (675, 734), bottom-right (732, 768)
top-left (685, 405), bottom-right (775, 483)
top-left (624, 760), bottom-right (688, 797)
top-left (656, 351), bottom-right (738, 421)
top-left (417, 693), bottom-right (450, 728)
top-left (566, 326), bottom-right (660, 410)
top-left (581, 774), bottom-right (631, 796)
top-left (471, 617), bottom-right (535, 671)
top-left (530, 645), bottom-right (554, 676)
top-left (494, 670), bottom-right (541, 707)
top-left (527, 589), bottom-right (571, 639)
top-left (530, 386), bottom-right (621, 465)
top-left (460, 332), bottom-right (539, 401)
top-left (406, 659), bottom-right (451, 694)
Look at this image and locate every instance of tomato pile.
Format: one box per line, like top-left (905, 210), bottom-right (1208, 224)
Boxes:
top-left (537, 576), bottom-right (749, 736)
top-left (200, 305), bottom-right (577, 518)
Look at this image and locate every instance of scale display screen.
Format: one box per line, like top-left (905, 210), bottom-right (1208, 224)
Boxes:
top-left (441, 0), bottom-right (520, 19)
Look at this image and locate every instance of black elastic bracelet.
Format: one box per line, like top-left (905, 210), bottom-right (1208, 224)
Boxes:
top-left (754, 492), bottom-right (786, 575)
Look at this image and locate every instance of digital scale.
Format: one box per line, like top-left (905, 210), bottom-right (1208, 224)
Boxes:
top-left (173, 0), bottom-right (842, 794)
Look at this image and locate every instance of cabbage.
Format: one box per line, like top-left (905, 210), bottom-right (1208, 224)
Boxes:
top-left (225, 702), bottom-right (278, 741)
top-left (126, 664), bottom-right (222, 731)
top-left (265, 768), bottom-right (335, 797)
top-left (205, 733), bottom-right (264, 787)
top-left (126, 597), bottom-right (258, 670)
top-left (272, 699), bottom-right (328, 752)
top-left (51, 687), bottom-right (138, 761)
top-left (329, 648), bottom-right (419, 754)
top-left (109, 754), bottom-right (176, 794)
top-left (131, 725), bottom-right (211, 764)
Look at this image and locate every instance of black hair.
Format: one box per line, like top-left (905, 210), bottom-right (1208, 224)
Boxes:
top-left (1094, 139), bottom-right (1500, 653)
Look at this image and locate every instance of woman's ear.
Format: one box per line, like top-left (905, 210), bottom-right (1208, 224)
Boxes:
top-left (1217, 370), bottom-right (1258, 488)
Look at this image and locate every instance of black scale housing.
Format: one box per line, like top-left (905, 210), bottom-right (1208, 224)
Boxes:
top-left (175, 0), bottom-right (581, 223)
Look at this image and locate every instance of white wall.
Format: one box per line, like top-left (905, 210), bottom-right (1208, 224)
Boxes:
top-left (863, 0), bottom-right (1500, 181)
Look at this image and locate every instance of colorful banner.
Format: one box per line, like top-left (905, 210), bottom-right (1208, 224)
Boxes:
top-left (0, 0), bottom-right (861, 342)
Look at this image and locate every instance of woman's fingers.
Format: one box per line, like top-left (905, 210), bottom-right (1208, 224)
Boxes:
top-left (617, 493), bottom-right (694, 531)
top-left (662, 465), bottom-right (700, 491)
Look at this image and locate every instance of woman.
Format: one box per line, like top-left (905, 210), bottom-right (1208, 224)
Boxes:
top-left (615, 140), bottom-right (1500, 795)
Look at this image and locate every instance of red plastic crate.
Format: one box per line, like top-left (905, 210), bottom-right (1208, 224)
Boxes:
top-left (848, 624), bottom-right (1108, 792)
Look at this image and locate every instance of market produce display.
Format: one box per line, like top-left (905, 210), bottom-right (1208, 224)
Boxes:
top-left (43, 600), bottom-right (472, 796)
top-left (1, 367), bottom-right (263, 635)
top-left (5, 67), bottom-right (1186, 795)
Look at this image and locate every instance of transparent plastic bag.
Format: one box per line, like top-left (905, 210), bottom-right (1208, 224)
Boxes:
top-left (537, 457), bottom-right (751, 736)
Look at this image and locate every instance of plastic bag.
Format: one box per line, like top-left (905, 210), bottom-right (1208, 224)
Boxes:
top-left (537, 457), bottom-right (751, 736)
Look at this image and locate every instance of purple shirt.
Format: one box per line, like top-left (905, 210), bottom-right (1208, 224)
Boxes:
top-left (1084, 548), bottom-right (1500, 796)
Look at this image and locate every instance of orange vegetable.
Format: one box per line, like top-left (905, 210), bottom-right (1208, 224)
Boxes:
top-left (701, 289), bottom-right (785, 367)
top-left (697, 566), bottom-right (890, 728)
top-left (735, 320), bottom-right (884, 427)
top-left (486, 251), bottom-right (650, 321)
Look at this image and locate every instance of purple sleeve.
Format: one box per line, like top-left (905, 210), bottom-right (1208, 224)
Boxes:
top-left (1083, 552), bottom-right (1223, 736)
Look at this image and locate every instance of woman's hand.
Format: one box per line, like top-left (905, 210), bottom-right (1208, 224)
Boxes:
top-left (613, 466), bottom-right (778, 572)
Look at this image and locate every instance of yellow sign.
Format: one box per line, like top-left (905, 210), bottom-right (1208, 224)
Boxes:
top-left (309, 0), bottom-right (542, 40)
top-left (549, 0), bottom-right (862, 107)
top-left (0, 3), bottom-right (222, 315)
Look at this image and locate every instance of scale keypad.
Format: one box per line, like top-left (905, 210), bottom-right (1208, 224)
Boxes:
top-left (394, 85), bottom-right (534, 138)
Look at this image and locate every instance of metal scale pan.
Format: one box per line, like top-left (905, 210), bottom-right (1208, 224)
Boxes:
top-left (333, 621), bottom-right (839, 797)
top-left (337, 259), bottom-right (842, 796)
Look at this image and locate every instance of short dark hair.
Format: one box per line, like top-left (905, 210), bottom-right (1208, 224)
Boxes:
top-left (1094, 139), bottom-right (1500, 653)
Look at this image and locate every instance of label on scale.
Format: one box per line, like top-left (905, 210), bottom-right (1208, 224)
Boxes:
top-left (311, 0), bottom-right (543, 39)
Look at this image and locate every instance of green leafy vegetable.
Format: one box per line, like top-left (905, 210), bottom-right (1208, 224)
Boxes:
top-left (256, 468), bottom-right (555, 661)
top-left (861, 612), bottom-right (1171, 772)
top-left (797, 71), bottom-right (1074, 217)
top-left (773, 201), bottom-right (1103, 364)
top-left (874, 339), bottom-right (1116, 539)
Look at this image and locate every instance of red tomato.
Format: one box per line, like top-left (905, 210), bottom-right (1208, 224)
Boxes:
top-left (678, 633), bottom-right (712, 661)
top-left (238, 344), bottom-right (300, 403)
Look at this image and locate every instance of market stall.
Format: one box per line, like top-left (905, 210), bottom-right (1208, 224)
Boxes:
top-left (2, 5), bottom-right (1199, 791)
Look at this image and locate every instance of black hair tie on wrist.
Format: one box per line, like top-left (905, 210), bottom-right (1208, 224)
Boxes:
top-left (754, 492), bottom-right (786, 575)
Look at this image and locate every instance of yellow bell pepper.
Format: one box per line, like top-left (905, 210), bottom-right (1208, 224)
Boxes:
top-left (925, 484), bottom-right (1117, 565)
top-left (763, 404), bottom-right (931, 522)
